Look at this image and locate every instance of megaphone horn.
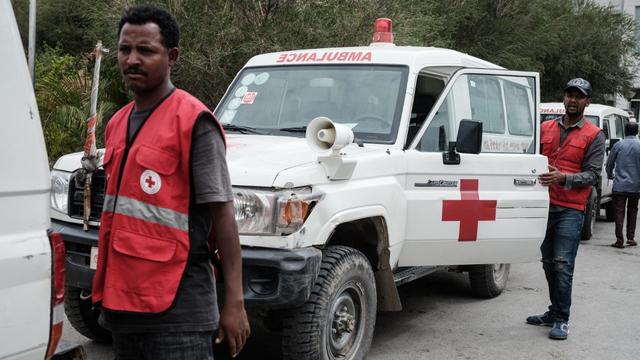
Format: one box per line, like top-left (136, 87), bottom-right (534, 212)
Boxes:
top-left (305, 117), bottom-right (354, 154)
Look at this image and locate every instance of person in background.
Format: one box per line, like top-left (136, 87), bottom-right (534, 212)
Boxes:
top-left (91, 5), bottom-right (249, 359)
top-left (527, 78), bottom-right (605, 340)
top-left (606, 121), bottom-right (640, 248)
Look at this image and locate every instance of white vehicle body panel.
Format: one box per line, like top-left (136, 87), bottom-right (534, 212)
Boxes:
top-left (0, 1), bottom-right (52, 358)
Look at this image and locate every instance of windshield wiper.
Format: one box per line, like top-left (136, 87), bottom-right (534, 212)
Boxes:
top-left (222, 124), bottom-right (265, 134)
top-left (279, 126), bottom-right (307, 133)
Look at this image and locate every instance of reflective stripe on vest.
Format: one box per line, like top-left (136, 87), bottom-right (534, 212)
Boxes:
top-left (103, 194), bottom-right (189, 232)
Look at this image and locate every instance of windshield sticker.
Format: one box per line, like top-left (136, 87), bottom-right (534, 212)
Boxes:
top-left (220, 110), bottom-right (236, 124)
top-left (235, 86), bottom-right (248, 97)
top-left (254, 72), bottom-right (270, 85)
top-left (276, 51), bottom-right (372, 63)
top-left (241, 73), bottom-right (256, 86)
top-left (242, 92), bottom-right (257, 105)
top-left (228, 98), bottom-right (242, 110)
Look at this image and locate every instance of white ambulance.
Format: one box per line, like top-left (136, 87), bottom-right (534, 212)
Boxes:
top-left (0, 1), bottom-right (66, 358)
top-left (540, 102), bottom-right (631, 239)
top-left (51, 19), bottom-right (549, 359)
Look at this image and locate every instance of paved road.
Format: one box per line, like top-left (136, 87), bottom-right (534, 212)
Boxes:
top-left (61, 211), bottom-right (640, 359)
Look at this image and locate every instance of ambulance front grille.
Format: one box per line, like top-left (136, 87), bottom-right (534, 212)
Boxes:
top-left (68, 169), bottom-right (106, 222)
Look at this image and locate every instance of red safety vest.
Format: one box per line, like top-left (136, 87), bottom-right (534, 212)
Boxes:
top-left (541, 118), bottom-right (601, 212)
top-left (92, 89), bottom-right (218, 313)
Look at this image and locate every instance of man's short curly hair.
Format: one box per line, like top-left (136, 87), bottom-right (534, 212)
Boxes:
top-left (118, 5), bottom-right (180, 49)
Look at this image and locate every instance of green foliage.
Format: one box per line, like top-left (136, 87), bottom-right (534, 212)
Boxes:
top-left (35, 46), bottom-right (116, 163)
top-left (11, 0), bottom-right (640, 162)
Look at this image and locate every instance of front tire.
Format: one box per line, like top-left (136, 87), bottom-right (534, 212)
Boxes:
top-left (282, 246), bottom-right (377, 360)
top-left (64, 286), bottom-right (112, 343)
top-left (468, 264), bottom-right (510, 298)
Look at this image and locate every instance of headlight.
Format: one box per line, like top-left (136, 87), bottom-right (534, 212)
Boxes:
top-left (233, 187), bottom-right (320, 235)
top-left (50, 169), bottom-right (71, 214)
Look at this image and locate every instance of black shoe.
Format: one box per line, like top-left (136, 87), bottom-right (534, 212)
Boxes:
top-left (526, 312), bottom-right (554, 326)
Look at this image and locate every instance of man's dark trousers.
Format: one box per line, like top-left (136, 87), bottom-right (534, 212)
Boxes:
top-left (613, 192), bottom-right (640, 243)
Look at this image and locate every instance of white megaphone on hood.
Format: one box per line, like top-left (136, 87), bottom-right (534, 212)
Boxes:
top-left (305, 116), bottom-right (357, 180)
top-left (305, 116), bottom-right (355, 154)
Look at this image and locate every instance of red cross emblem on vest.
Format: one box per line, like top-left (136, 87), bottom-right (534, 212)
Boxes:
top-left (140, 169), bottom-right (161, 195)
top-left (442, 179), bottom-right (497, 242)
top-left (145, 176), bottom-right (156, 188)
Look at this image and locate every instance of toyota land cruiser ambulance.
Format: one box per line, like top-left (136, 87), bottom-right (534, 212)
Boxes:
top-left (50, 18), bottom-right (549, 360)
top-left (541, 102), bottom-right (631, 240)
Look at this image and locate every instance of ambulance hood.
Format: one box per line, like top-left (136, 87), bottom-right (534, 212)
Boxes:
top-left (225, 134), bottom-right (320, 186)
top-left (52, 134), bottom-right (372, 188)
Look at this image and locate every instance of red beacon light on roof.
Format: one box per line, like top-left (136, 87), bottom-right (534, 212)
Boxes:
top-left (372, 18), bottom-right (394, 44)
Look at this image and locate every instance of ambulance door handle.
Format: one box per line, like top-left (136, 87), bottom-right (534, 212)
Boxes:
top-left (514, 178), bottom-right (536, 186)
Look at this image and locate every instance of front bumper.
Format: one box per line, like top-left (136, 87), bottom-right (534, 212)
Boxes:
top-left (51, 219), bottom-right (322, 308)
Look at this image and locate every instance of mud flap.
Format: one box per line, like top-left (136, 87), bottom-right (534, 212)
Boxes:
top-left (375, 246), bottom-right (402, 311)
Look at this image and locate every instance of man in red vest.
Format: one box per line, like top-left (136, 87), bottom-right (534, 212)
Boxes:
top-left (526, 78), bottom-right (605, 340)
top-left (91, 5), bottom-right (249, 359)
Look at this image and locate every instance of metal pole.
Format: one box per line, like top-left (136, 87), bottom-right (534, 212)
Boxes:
top-left (620, 0), bottom-right (625, 13)
top-left (28, 0), bottom-right (36, 86)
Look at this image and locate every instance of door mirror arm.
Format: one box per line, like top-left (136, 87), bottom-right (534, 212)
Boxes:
top-left (443, 141), bottom-right (460, 165)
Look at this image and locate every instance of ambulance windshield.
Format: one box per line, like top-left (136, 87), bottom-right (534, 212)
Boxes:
top-left (215, 65), bottom-right (408, 143)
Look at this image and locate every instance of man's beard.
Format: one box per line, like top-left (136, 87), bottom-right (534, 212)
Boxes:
top-left (566, 108), bottom-right (580, 116)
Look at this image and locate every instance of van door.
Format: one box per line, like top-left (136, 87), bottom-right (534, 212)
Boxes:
top-left (400, 69), bottom-right (548, 266)
top-left (0, 1), bottom-right (53, 358)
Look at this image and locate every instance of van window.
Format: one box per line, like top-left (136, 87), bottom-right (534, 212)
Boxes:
top-left (617, 114), bottom-right (629, 136)
top-left (602, 119), bottom-right (611, 140)
top-left (418, 73), bottom-right (536, 154)
top-left (468, 76), bottom-right (504, 133)
top-left (610, 115), bottom-right (624, 138)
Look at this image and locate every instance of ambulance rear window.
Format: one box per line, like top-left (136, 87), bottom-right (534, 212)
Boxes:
top-left (215, 65), bottom-right (408, 143)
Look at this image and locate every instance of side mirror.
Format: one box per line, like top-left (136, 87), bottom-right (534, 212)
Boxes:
top-left (456, 119), bottom-right (483, 154)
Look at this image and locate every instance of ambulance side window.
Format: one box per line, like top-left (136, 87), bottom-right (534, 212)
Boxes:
top-left (417, 73), bottom-right (536, 154)
top-left (418, 96), bottom-right (453, 152)
top-left (469, 76), bottom-right (504, 134)
top-left (505, 81), bottom-right (533, 136)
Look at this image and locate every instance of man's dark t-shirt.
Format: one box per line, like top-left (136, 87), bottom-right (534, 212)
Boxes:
top-left (100, 103), bottom-right (232, 333)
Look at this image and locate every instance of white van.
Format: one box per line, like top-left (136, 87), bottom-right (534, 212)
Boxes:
top-left (51, 18), bottom-right (549, 359)
top-left (0, 1), bottom-right (65, 358)
top-left (540, 102), bottom-right (631, 239)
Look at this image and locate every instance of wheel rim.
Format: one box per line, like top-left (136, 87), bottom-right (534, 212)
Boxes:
top-left (326, 280), bottom-right (366, 359)
top-left (493, 264), bottom-right (508, 285)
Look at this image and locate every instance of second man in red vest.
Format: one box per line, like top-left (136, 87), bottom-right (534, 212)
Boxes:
top-left (526, 78), bottom-right (605, 340)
